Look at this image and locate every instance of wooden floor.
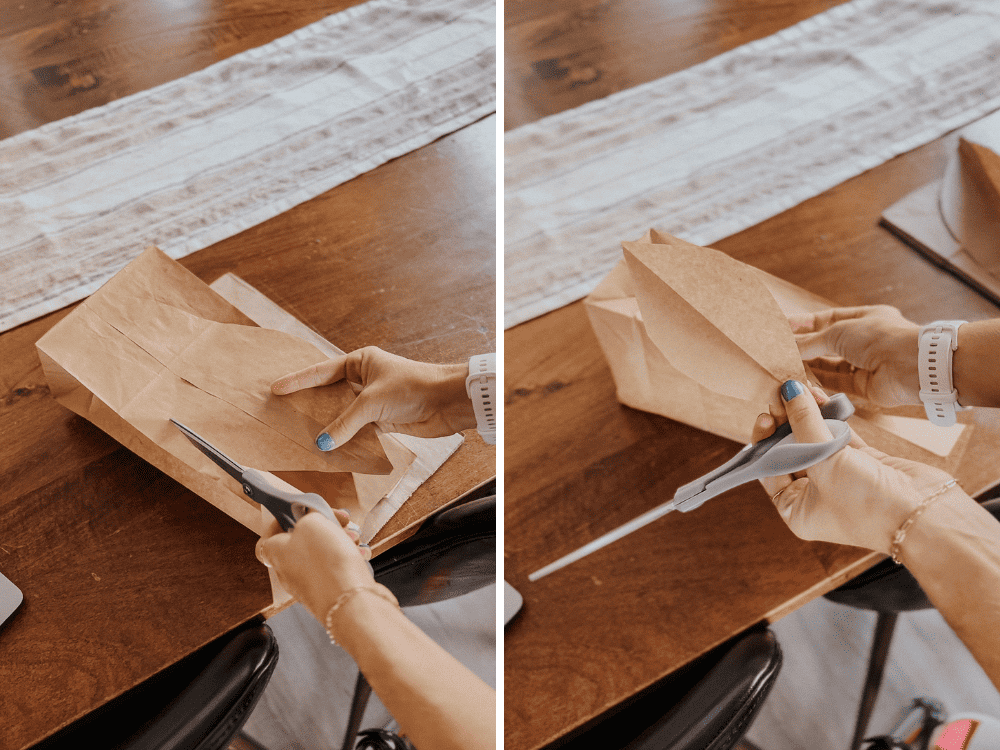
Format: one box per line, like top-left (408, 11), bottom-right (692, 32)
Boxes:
top-left (745, 597), bottom-right (1000, 750)
top-left (241, 585), bottom-right (496, 749)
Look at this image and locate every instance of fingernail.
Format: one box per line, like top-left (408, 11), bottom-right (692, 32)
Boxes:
top-left (316, 433), bottom-right (335, 451)
top-left (781, 380), bottom-right (805, 402)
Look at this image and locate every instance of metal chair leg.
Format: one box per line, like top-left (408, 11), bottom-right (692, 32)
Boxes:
top-left (341, 671), bottom-right (373, 750)
top-left (850, 611), bottom-right (899, 750)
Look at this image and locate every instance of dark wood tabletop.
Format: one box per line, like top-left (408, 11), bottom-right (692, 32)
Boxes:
top-left (0, 3), bottom-right (495, 749)
top-left (504, 2), bottom-right (1000, 749)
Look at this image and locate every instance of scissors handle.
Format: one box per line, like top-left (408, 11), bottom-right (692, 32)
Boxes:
top-left (241, 469), bottom-right (335, 531)
top-left (671, 393), bottom-right (855, 512)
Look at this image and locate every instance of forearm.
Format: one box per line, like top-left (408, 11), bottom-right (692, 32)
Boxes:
top-left (952, 320), bottom-right (1000, 408)
top-left (899, 492), bottom-right (1000, 690)
top-left (334, 593), bottom-right (495, 750)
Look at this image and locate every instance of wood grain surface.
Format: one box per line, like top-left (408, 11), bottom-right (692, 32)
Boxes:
top-left (504, 0), bottom-right (850, 131)
top-left (0, 2), bottom-right (495, 749)
top-left (504, 2), bottom-right (1000, 749)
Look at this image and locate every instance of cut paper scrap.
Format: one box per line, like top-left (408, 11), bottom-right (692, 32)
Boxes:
top-left (622, 229), bottom-right (806, 407)
top-left (862, 413), bottom-right (967, 458)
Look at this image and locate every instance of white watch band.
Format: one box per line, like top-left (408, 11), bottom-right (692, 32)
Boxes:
top-left (466, 354), bottom-right (496, 445)
top-left (918, 320), bottom-right (967, 427)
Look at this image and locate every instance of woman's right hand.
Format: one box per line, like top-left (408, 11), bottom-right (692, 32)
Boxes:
top-left (752, 380), bottom-right (968, 554)
top-left (791, 305), bottom-right (920, 407)
top-left (257, 510), bottom-right (385, 625)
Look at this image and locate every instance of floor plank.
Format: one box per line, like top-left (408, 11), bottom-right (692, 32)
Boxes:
top-left (242, 586), bottom-right (496, 749)
top-left (746, 597), bottom-right (1000, 750)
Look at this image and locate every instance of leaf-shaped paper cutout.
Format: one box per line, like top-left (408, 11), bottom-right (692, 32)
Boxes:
top-left (622, 232), bottom-right (805, 403)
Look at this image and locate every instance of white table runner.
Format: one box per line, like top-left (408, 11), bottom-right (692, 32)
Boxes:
top-left (0, 0), bottom-right (495, 334)
top-left (505, 0), bottom-right (1000, 329)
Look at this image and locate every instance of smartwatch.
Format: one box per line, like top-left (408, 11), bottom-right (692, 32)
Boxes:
top-left (466, 354), bottom-right (497, 445)
top-left (918, 320), bottom-right (967, 426)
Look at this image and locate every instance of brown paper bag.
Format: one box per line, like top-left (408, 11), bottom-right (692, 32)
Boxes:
top-left (585, 230), bottom-right (974, 471)
top-left (36, 247), bottom-right (407, 536)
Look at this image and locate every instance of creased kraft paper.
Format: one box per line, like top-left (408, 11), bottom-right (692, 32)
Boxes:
top-left (585, 230), bottom-right (974, 472)
top-left (37, 247), bottom-right (404, 537)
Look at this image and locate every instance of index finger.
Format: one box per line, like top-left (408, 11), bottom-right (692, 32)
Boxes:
top-left (271, 355), bottom-right (349, 394)
top-left (792, 306), bottom-right (883, 336)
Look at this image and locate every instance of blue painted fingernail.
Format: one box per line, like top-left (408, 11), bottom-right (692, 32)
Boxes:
top-left (781, 380), bottom-right (805, 402)
top-left (316, 433), bottom-right (335, 451)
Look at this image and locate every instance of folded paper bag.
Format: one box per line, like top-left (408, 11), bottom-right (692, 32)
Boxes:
top-left (585, 230), bottom-right (808, 444)
top-left (36, 247), bottom-right (394, 535)
top-left (584, 230), bottom-right (974, 469)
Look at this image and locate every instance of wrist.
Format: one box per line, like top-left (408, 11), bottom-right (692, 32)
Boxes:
top-left (952, 320), bottom-right (1000, 408)
top-left (324, 585), bottom-right (401, 650)
top-left (893, 325), bottom-right (921, 404)
top-left (892, 483), bottom-right (977, 566)
top-left (439, 362), bottom-right (479, 432)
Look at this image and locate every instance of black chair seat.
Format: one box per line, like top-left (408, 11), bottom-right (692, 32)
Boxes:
top-left (34, 618), bottom-right (278, 750)
top-left (548, 627), bottom-right (783, 750)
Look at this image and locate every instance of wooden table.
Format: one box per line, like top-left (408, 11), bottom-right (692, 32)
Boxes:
top-left (0, 3), bottom-right (495, 749)
top-left (504, 2), bottom-right (1000, 749)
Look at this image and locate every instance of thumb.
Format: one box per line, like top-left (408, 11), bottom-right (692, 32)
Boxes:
top-left (780, 380), bottom-right (833, 444)
top-left (316, 390), bottom-right (379, 451)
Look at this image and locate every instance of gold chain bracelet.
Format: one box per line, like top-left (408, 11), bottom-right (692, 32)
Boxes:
top-left (890, 479), bottom-right (957, 564)
top-left (324, 585), bottom-right (400, 646)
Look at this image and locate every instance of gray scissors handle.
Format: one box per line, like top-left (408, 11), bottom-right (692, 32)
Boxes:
top-left (241, 469), bottom-right (336, 531)
top-left (686, 420), bottom-right (851, 507)
top-left (242, 470), bottom-right (375, 576)
top-left (672, 393), bottom-right (855, 512)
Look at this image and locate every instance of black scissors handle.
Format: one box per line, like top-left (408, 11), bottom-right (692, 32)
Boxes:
top-left (241, 468), bottom-right (335, 532)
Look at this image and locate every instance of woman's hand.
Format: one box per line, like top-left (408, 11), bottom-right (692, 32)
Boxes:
top-left (791, 305), bottom-right (920, 407)
top-left (752, 380), bottom-right (966, 554)
top-left (271, 346), bottom-right (477, 450)
top-left (256, 509), bottom-right (380, 624)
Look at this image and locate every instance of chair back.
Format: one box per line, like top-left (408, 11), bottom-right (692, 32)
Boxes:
top-left (549, 628), bottom-right (782, 750)
top-left (33, 620), bottom-right (278, 750)
top-left (372, 491), bottom-right (495, 607)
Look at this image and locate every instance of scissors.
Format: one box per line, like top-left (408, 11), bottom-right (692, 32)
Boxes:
top-left (170, 418), bottom-right (339, 532)
top-left (529, 392), bottom-right (855, 581)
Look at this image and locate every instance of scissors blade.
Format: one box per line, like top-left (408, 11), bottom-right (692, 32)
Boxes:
top-left (527, 394), bottom-right (856, 582)
top-left (528, 498), bottom-right (682, 581)
top-left (170, 419), bottom-right (245, 483)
